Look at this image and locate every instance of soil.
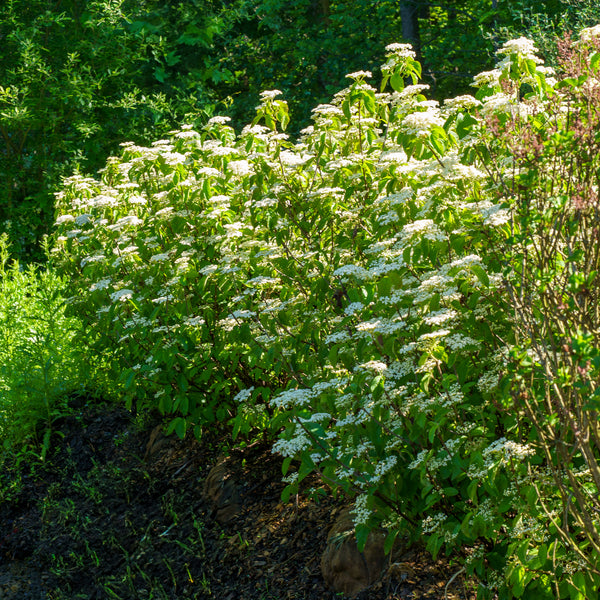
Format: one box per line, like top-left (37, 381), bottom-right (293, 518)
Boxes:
top-left (0, 399), bottom-right (474, 600)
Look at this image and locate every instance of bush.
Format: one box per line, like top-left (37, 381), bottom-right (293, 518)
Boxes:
top-left (52, 27), bottom-right (600, 598)
top-left (0, 236), bottom-right (88, 459)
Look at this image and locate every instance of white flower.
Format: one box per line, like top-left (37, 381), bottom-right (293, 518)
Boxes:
top-left (206, 115), bottom-right (231, 126)
top-left (445, 334), bottom-right (480, 350)
top-left (233, 387), bottom-right (255, 403)
top-left (580, 25), bottom-right (600, 42)
top-left (472, 69), bottom-right (501, 88)
top-left (272, 432), bottom-right (311, 457)
top-left (325, 330), bottom-right (351, 344)
top-left (116, 215), bottom-right (144, 228)
top-left (421, 512), bottom-right (447, 534)
top-left (377, 210), bottom-right (400, 225)
top-left (240, 124), bottom-right (271, 137)
top-left (419, 330), bottom-right (451, 342)
top-left (497, 37), bottom-right (538, 59)
top-left (279, 150), bottom-right (311, 167)
top-left (408, 449), bottom-right (429, 470)
top-left (355, 318), bottom-right (405, 337)
top-left (197, 166), bottom-right (222, 178)
top-left (299, 412), bottom-right (331, 423)
top-left (75, 214), bottom-right (93, 226)
top-left (259, 89), bottom-right (283, 100)
top-left (444, 95), bottom-right (481, 112)
top-left (424, 310), bottom-right (458, 326)
top-left (230, 309), bottom-right (255, 319)
top-left (110, 289), bottom-right (134, 303)
top-left (483, 437), bottom-right (535, 461)
top-left (228, 160), bottom-right (252, 176)
top-left (346, 70), bottom-right (372, 80)
top-left (312, 104), bottom-right (344, 117)
top-left (80, 253), bottom-right (106, 267)
top-left (246, 276), bottom-right (279, 287)
top-left (271, 388), bottom-right (314, 409)
top-left (184, 316), bottom-right (204, 327)
top-left (354, 360), bottom-right (388, 374)
top-left (352, 494), bottom-right (371, 525)
top-left (401, 110), bottom-right (444, 137)
top-left (402, 219), bottom-right (445, 242)
top-left (89, 278), bottom-right (112, 292)
top-left (385, 43), bottom-right (415, 58)
top-left (155, 207), bottom-right (174, 217)
top-left (55, 214), bottom-right (75, 225)
top-left (150, 253), bottom-right (170, 263)
top-left (480, 92), bottom-right (515, 116)
top-left (477, 368), bottom-right (501, 393)
top-left (333, 264), bottom-right (370, 281)
top-left (344, 302), bottom-right (364, 316)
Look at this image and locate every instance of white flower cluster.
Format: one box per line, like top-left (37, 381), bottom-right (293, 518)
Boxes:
top-left (346, 70), bottom-right (372, 80)
top-left (385, 43), bottom-right (416, 58)
top-left (271, 388), bottom-right (314, 409)
top-left (421, 512), bottom-right (447, 534)
top-left (401, 110), bottom-right (444, 137)
top-left (352, 494), bottom-right (371, 525)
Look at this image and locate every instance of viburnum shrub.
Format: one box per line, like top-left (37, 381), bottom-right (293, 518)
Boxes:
top-left (52, 28), bottom-right (600, 598)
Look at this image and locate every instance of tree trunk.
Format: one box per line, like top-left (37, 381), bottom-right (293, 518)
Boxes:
top-left (399, 0), bottom-right (424, 66)
top-left (312, 0), bottom-right (330, 26)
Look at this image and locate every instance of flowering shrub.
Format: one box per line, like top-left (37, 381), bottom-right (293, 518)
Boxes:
top-left (481, 26), bottom-right (600, 600)
top-left (53, 28), bottom-right (600, 598)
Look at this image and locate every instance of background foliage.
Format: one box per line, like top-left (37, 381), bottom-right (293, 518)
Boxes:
top-left (0, 0), bottom-right (245, 260)
top-left (3, 0), bottom-right (600, 261)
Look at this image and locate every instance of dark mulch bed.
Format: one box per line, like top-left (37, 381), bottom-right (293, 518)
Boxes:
top-left (0, 401), bottom-right (472, 599)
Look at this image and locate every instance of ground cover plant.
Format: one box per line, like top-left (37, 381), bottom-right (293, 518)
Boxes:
top-left (0, 234), bottom-right (90, 461)
top-left (52, 25), bottom-right (600, 599)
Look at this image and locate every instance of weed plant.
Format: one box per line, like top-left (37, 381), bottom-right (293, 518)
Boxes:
top-left (52, 26), bottom-right (600, 599)
top-left (0, 235), bottom-right (89, 460)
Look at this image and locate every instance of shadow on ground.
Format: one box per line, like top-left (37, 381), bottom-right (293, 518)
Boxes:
top-left (0, 401), bottom-right (471, 599)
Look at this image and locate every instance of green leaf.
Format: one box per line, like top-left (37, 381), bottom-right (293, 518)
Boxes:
top-left (390, 72), bottom-right (404, 93)
top-left (167, 417), bottom-right (187, 439)
top-left (281, 484), bottom-right (293, 504)
top-left (510, 565), bottom-right (526, 598)
top-left (384, 529), bottom-right (399, 555)
top-left (467, 480), bottom-right (478, 503)
top-left (569, 573), bottom-right (586, 600)
top-left (355, 523), bottom-right (370, 553)
top-left (342, 99), bottom-right (352, 120)
top-left (282, 456), bottom-right (292, 475)
top-left (471, 265), bottom-right (489, 287)
top-left (363, 91), bottom-right (376, 114)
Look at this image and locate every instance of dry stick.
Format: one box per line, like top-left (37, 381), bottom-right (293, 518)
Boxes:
top-left (444, 568), bottom-right (465, 600)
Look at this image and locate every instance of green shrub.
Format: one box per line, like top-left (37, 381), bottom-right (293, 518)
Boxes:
top-left (0, 236), bottom-right (87, 459)
top-left (483, 26), bottom-right (600, 599)
top-left (52, 27), bottom-right (600, 598)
